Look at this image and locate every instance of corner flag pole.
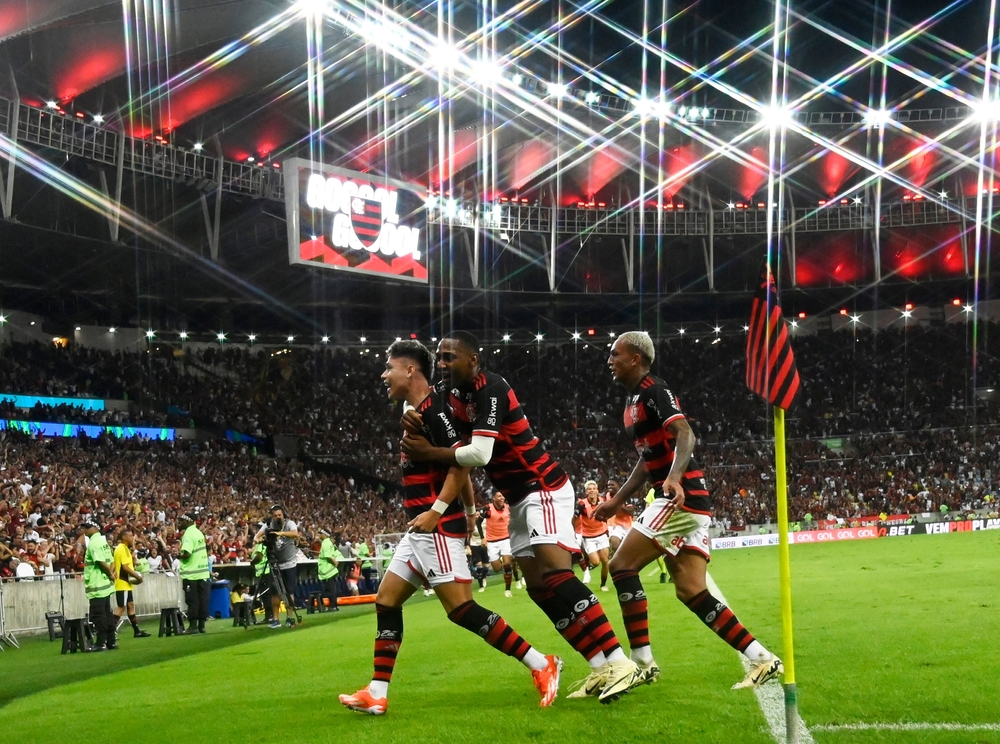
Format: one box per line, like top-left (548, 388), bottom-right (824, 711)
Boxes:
top-left (773, 405), bottom-right (798, 743)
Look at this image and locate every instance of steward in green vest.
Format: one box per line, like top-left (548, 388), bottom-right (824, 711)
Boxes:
top-left (82, 521), bottom-right (117, 650)
top-left (317, 530), bottom-right (342, 611)
top-left (250, 542), bottom-right (269, 578)
top-left (177, 513), bottom-right (211, 634)
top-left (356, 539), bottom-right (372, 593)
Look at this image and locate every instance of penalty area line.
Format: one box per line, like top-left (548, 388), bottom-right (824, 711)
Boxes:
top-left (705, 572), bottom-right (815, 744)
top-left (811, 723), bottom-right (1000, 733)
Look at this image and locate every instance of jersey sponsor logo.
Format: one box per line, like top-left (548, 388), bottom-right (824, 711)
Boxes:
top-left (426, 569), bottom-right (437, 578)
top-left (436, 411), bottom-right (457, 442)
top-left (529, 529), bottom-right (539, 538)
top-left (487, 396), bottom-right (498, 427)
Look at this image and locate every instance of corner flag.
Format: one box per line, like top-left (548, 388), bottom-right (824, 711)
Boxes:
top-left (746, 260), bottom-right (800, 410)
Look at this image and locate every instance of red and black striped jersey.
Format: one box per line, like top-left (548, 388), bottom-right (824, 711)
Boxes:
top-left (623, 374), bottom-right (711, 516)
top-left (400, 390), bottom-right (467, 537)
top-left (446, 371), bottom-right (568, 505)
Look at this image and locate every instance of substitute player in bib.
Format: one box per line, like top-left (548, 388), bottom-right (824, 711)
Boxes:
top-left (596, 331), bottom-right (783, 689)
top-left (339, 340), bottom-right (561, 716)
top-left (576, 481), bottom-right (611, 592)
top-left (480, 491), bottom-right (521, 597)
top-left (401, 331), bottom-right (640, 704)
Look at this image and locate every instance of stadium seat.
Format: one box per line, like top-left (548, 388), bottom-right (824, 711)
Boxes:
top-left (158, 607), bottom-right (185, 637)
top-left (61, 618), bottom-right (94, 654)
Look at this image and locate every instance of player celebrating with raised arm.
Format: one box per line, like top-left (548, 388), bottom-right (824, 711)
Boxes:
top-left (596, 331), bottom-right (783, 689)
top-left (576, 480), bottom-right (612, 593)
top-left (339, 340), bottom-right (562, 716)
top-left (401, 331), bottom-right (641, 703)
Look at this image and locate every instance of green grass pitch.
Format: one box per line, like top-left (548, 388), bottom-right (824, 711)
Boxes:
top-left (1, 530), bottom-right (997, 743)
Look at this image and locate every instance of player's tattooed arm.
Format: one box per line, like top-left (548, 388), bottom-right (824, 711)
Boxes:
top-left (662, 417), bottom-right (695, 509)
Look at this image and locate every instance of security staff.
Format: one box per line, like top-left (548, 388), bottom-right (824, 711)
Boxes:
top-left (355, 538), bottom-right (373, 593)
top-left (317, 529), bottom-right (342, 612)
top-left (177, 513), bottom-right (211, 634)
top-left (249, 537), bottom-right (272, 622)
top-left (83, 521), bottom-right (118, 650)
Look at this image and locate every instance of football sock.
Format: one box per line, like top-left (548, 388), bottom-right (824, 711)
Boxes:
top-left (526, 585), bottom-right (606, 669)
top-left (542, 569), bottom-right (623, 666)
top-left (503, 564), bottom-right (513, 591)
top-left (370, 603), bottom-right (403, 697)
top-left (611, 569), bottom-right (651, 660)
top-left (684, 589), bottom-right (756, 654)
top-left (743, 640), bottom-right (771, 662)
top-left (447, 600), bottom-right (546, 671)
top-left (128, 614), bottom-right (140, 630)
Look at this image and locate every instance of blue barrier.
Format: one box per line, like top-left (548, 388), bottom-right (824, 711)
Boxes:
top-left (0, 394), bottom-right (105, 411)
top-left (0, 419), bottom-right (175, 441)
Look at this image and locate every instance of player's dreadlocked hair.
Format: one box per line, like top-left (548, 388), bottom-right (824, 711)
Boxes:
top-left (444, 330), bottom-right (481, 358)
top-left (387, 339), bottom-right (435, 381)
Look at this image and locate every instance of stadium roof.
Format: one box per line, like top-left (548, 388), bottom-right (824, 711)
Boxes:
top-left (0, 0), bottom-right (996, 335)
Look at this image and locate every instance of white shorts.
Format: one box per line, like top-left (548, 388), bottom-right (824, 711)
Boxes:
top-left (387, 532), bottom-right (472, 588)
top-left (609, 525), bottom-right (630, 542)
top-left (509, 480), bottom-right (580, 558)
top-left (582, 533), bottom-right (611, 555)
top-left (487, 538), bottom-right (512, 563)
top-left (632, 500), bottom-right (712, 561)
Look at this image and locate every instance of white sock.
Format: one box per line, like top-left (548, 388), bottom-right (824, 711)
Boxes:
top-left (521, 648), bottom-right (548, 672)
top-left (631, 645), bottom-right (654, 665)
top-left (368, 680), bottom-right (388, 699)
top-left (605, 647), bottom-right (627, 663)
top-left (743, 640), bottom-right (770, 662)
top-left (587, 650), bottom-right (607, 669)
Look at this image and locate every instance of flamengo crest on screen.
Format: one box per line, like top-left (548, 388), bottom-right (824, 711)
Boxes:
top-left (305, 173), bottom-right (420, 259)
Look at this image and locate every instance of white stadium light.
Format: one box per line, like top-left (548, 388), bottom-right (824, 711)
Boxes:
top-left (572, 331), bottom-right (581, 340)
top-left (851, 315), bottom-right (861, 323)
top-left (963, 305), bottom-right (974, 313)
top-left (970, 98), bottom-right (1000, 122)
top-left (584, 91), bottom-right (600, 104)
top-left (510, 73), bottom-right (523, 86)
top-left (145, 330), bottom-right (155, 339)
top-left (760, 105), bottom-right (794, 127)
top-left (46, 100), bottom-right (58, 109)
top-left (93, 114), bottom-right (104, 124)
top-left (535, 333), bottom-right (544, 341)
top-left (322, 336), bottom-right (329, 343)
top-left (248, 334), bottom-right (257, 342)
top-left (502, 334), bottom-right (511, 341)
top-left (360, 335), bottom-right (367, 342)
top-left (714, 326), bottom-right (722, 333)
top-left (109, 326), bottom-right (116, 333)
top-left (679, 328), bottom-right (686, 335)
top-left (193, 142), bottom-right (203, 152)
top-left (287, 335), bottom-right (294, 342)
top-left (546, 81), bottom-right (569, 98)
top-left (179, 331), bottom-right (188, 340)
top-left (863, 108), bottom-right (892, 127)
top-left (429, 42), bottom-right (460, 70)
top-left (216, 332), bottom-right (226, 341)
top-left (470, 58), bottom-right (504, 86)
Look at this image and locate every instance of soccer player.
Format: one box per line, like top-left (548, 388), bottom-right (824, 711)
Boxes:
top-left (576, 481), bottom-right (611, 592)
top-left (597, 331), bottom-right (783, 689)
top-left (480, 491), bottom-right (519, 597)
top-left (112, 530), bottom-right (151, 638)
top-left (605, 481), bottom-right (633, 555)
top-left (339, 340), bottom-right (561, 716)
top-left (401, 331), bottom-right (640, 703)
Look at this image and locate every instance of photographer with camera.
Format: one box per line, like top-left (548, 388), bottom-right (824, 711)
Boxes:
top-left (177, 513), bottom-right (210, 634)
top-left (253, 505), bottom-right (300, 629)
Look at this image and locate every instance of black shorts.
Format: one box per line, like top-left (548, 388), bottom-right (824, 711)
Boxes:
top-left (470, 545), bottom-right (489, 565)
top-left (115, 590), bottom-right (134, 606)
top-left (279, 566), bottom-right (298, 593)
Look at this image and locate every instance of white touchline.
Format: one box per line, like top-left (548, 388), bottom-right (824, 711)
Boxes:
top-left (811, 723), bottom-right (1000, 732)
top-left (705, 572), bottom-right (815, 744)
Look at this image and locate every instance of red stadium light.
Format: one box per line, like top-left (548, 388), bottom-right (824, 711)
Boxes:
top-left (913, 194), bottom-right (924, 200)
top-left (903, 194), bottom-right (911, 201)
top-left (736, 203), bottom-right (746, 209)
top-left (521, 198), bottom-right (528, 203)
top-left (587, 328), bottom-right (595, 336)
top-left (410, 333), bottom-right (417, 339)
top-left (840, 308), bottom-right (848, 316)
top-left (952, 298), bottom-right (962, 306)
top-left (839, 198), bottom-right (849, 205)
top-left (577, 202), bottom-right (585, 207)
top-left (904, 303), bottom-right (913, 311)
top-left (798, 312), bottom-right (807, 319)
top-left (597, 202), bottom-right (606, 207)
top-left (818, 199), bottom-right (827, 205)
top-left (665, 203), bottom-right (674, 209)
top-left (676, 203), bottom-right (685, 209)
top-left (757, 202), bottom-right (766, 208)
top-left (75, 111), bottom-right (85, 118)
top-left (500, 197), bottom-right (509, 202)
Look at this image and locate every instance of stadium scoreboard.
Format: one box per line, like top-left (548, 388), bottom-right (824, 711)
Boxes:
top-left (284, 158), bottom-right (427, 283)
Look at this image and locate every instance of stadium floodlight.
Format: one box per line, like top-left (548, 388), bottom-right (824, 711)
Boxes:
top-left (216, 332), bottom-right (226, 342)
top-left (572, 331), bottom-right (581, 340)
top-left (360, 335), bottom-right (367, 342)
top-left (510, 73), bottom-right (523, 86)
top-left (502, 334), bottom-right (510, 341)
top-left (742, 325), bottom-right (749, 331)
top-left (701, 107), bottom-right (711, 119)
top-left (677, 106), bottom-right (687, 117)
top-left (970, 98), bottom-right (1000, 121)
top-left (424, 195), bottom-right (438, 210)
top-left (584, 91), bottom-right (600, 105)
top-left (193, 142), bottom-right (203, 152)
top-left (109, 326), bottom-right (116, 333)
top-left (714, 326), bottom-right (722, 333)
top-left (395, 337), bottom-right (401, 342)
top-left (853, 196), bottom-right (863, 204)
top-left (296, 0), bottom-right (328, 18)
top-left (93, 114), bottom-right (104, 124)
top-left (546, 81), bottom-right (569, 99)
top-left (0, 314), bottom-right (6, 324)
top-left (902, 310), bottom-right (912, 319)
top-left (145, 330), bottom-right (155, 339)
top-left (939, 190), bottom-right (948, 199)
top-left (790, 320), bottom-right (798, 328)
top-left (608, 331), bottom-right (615, 337)
top-left (963, 304), bottom-right (974, 313)
top-left (727, 202), bottom-right (736, 210)
top-left (851, 315), bottom-right (861, 323)
top-left (46, 100), bottom-right (58, 109)
top-left (179, 331), bottom-right (188, 340)
top-left (678, 328), bottom-right (686, 335)
top-left (760, 105), bottom-right (794, 127)
top-left (470, 58), bottom-right (504, 86)
top-left (287, 335), bottom-right (294, 343)
top-left (535, 333), bottom-right (544, 341)
top-left (863, 108), bottom-right (892, 127)
top-left (428, 42), bottom-right (460, 70)
top-left (632, 97), bottom-right (655, 117)
top-left (246, 156), bottom-right (255, 163)
top-left (442, 199), bottom-right (458, 218)
top-left (322, 335), bottom-right (329, 343)
top-left (248, 334), bottom-right (256, 342)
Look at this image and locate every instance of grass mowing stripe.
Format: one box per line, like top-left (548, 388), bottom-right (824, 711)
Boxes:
top-left (811, 723), bottom-right (1000, 732)
top-left (706, 572), bottom-right (815, 744)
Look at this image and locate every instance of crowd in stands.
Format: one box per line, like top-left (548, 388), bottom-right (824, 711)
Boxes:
top-left (2, 322), bottom-right (999, 578)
